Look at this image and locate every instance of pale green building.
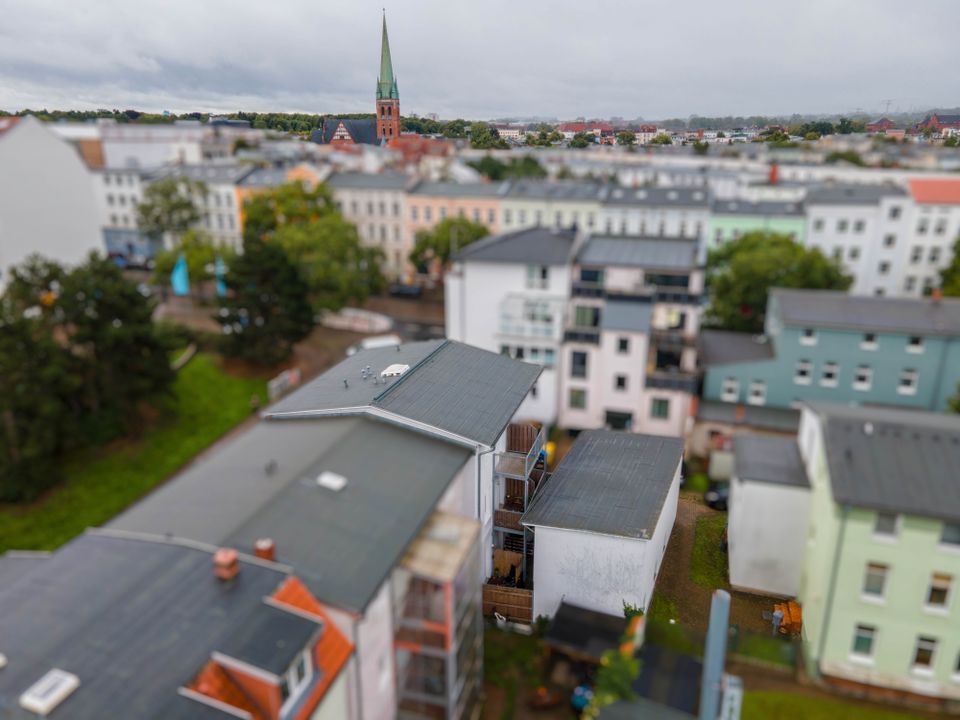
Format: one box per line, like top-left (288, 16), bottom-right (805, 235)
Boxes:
top-left (708, 199), bottom-right (807, 248)
top-left (797, 403), bottom-right (960, 709)
top-left (499, 180), bottom-right (604, 233)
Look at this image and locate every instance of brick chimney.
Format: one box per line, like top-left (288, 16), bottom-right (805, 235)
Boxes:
top-left (254, 538), bottom-right (276, 562)
top-left (768, 161), bottom-right (779, 186)
top-left (213, 548), bottom-right (240, 581)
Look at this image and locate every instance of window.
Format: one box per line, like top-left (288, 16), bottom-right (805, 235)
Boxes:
top-left (848, 246), bottom-right (860, 260)
top-left (280, 649), bottom-right (313, 712)
top-left (570, 351), bottom-right (588, 379)
top-left (424, 207), bottom-right (432, 221)
top-left (861, 333), bottom-right (878, 350)
top-left (820, 362), bottom-right (839, 388)
top-left (650, 397), bottom-right (670, 419)
top-left (569, 388), bottom-right (586, 409)
top-left (500, 345), bottom-right (510, 356)
top-left (898, 368), bottom-right (918, 395)
top-left (487, 208), bottom-right (495, 224)
top-left (574, 306), bottom-right (600, 328)
top-left (526, 265), bottom-right (548, 289)
top-left (543, 349), bottom-right (555, 367)
top-left (518, 209), bottom-right (527, 225)
top-left (926, 574), bottom-right (952, 609)
top-left (721, 377), bottom-right (740, 403)
top-left (889, 205), bottom-right (901, 220)
top-left (800, 327), bottom-right (817, 345)
top-left (941, 522), bottom-right (960, 547)
top-left (393, 202), bottom-right (400, 217)
top-left (853, 365), bottom-right (872, 391)
top-left (874, 288), bottom-right (885, 297)
top-left (851, 624), bottom-right (876, 659)
top-left (935, 220), bottom-right (947, 235)
top-left (439, 207), bottom-right (447, 219)
top-left (617, 337), bottom-right (629, 354)
top-left (615, 374), bottom-right (627, 391)
top-left (883, 234), bottom-right (896, 248)
top-left (874, 512), bottom-right (898, 538)
top-left (918, 219), bottom-right (929, 235)
top-left (587, 212), bottom-right (595, 228)
top-left (367, 201), bottom-right (374, 215)
top-left (905, 276), bottom-right (917, 292)
top-left (471, 208), bottom-right (480, 222)
top-left (837, 219), bottom-right (849, 233)
top-left (813, 218), bottom-right (824, 232)
top-left (930, 247), bottom-right (941, 263)
top-left (854, 220), bottom-right (865, 233)
top-left (913, 636), bottom-right (937, 672)
top-left (794, 359), bottom-right (812, 385)
top-left (907, 336), bottom-right (924, 353)
top-left (106, 193), bottom-right (115, 206)
top-left (910, 246), bottom-right (923, 263)
top-left (862, 563), bottom-right (888, 598)
top-left (580, 268), bottom-right (604, 285)
top-left (833, 246), bottom-right (843, 261)
top-left (747, 380), bottom-right (766, 406)
top-left (878, 261), bottom-right (890, 275)
top-left (503, 209), bottom-right (511, 224)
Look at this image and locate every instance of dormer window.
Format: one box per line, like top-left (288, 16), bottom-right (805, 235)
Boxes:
top-left (280, 649), bottom-right (313, 714)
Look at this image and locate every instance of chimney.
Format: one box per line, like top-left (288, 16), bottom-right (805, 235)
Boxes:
top-left (932, 287), bottom-right (943, 304)
top-left (254, 538), bottom-right (276, 562)
top-left (768, 161), bottom-right (779, 186)
top-left (213, 548), bottom-right (240, 581)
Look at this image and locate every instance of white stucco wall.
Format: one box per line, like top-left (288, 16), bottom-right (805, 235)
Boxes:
top-left (0, 117), bottom-right (102, 282)
top-left (310, 663), bottom-right (352, 720)
top-left (531, 462), bottom-right (680, 618)
top-left (727, 476), bottom-right (812, 597)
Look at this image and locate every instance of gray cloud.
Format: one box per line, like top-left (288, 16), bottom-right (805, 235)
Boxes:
top-left (0, 0), bottom-right (957, 119)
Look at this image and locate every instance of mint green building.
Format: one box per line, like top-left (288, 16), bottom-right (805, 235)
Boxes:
top-left (708, 199), bottom-right (806, 248)
top-left (797, 403), bottom-right (960, 708)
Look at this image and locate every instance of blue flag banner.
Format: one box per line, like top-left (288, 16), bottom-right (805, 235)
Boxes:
top-left (215, 255), bottom-right (227, 298)
top-left (171, 254), bottom-right (190, 296)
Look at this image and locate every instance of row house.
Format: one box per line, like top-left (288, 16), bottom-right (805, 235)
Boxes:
top-left (406, 181), bottom-right (506, 243)
top-left (110, 339), bottom-right (540, 720)
top-left (326, 171), bottom-right (412, 279)
top-left (0, 531), bottom-right (352, 719)
top-left (559, 234), bottom-right (703, 437)
top-left (708, 199), bottom-right (806, 247)
top-left (597, 186), bottom-right (711, 251)
top-left (698, 289), bottom-right (960, 449)
top-left (498, 180), bottom-right (604, 234)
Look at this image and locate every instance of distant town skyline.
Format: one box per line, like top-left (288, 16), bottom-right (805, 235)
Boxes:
top-left (1, 0), bottom-right (956, 120)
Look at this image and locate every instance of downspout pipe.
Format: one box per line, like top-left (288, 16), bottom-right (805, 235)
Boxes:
top-left (817, 504), bottom-right (850, 677)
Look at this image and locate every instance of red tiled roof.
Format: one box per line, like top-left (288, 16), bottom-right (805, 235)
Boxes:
top-left (909, 179), bottom-right (960, 205)
top-left (189, 660), bottom-right (267, 720)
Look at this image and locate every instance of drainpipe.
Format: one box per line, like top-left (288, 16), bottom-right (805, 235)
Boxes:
top-left (349, 619), bottom-right (364, 720)
top-left (476, 444), bottom-right (496, 578)
top-left (817, 504), bottom-right (850, 677)
top-left (929, 337), bottom-right (951, 410)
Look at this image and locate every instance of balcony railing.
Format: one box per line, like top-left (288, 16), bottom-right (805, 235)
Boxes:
top-left (650, 327), bottom-right (698, 347)
top-left (493, 508), bottom-right (524, 532)
top-left (645, 371), bottom-right (699, 393)
top-left (494, 425), bottom-right (545, 481)
top-left (571, 282), bottom-right (606, 298)
top-left (563, 328), bottom-right (600, 345)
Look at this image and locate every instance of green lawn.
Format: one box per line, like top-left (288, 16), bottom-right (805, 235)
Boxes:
top-left (645, 592), bottom-right (701, 656)
top-left (691, 513), bottom-right (729, 589)
top-left (483, 624), bottom-right (545, 719)
top-left (683, 471), bottom-right (710, 494)
top-left (742, 692), bottom-right (925, 720)
top-left (0, 354), bottom-right (266, 552)
top-left (732, 631), bottom-right (795, 668)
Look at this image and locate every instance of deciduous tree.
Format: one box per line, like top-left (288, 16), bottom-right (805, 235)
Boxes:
top-left (136, 177), bottom-right (206, 245)
top-left (939, 237), bottom-right (960, 296)
top-left (409, 217), bottom-right (488, 271)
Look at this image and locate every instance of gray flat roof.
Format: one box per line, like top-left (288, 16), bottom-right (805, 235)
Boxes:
top-left (806, 183), bottom-right (907, 205)
top-left (236, 166), bottom-right (292, 188)
top-left (111, 416), bottom-right (471, 612)
top-left (577, 235), bottom-right (699, 270)
top-left (146, 163), bottom-right (256, 185)
top-left (326, 171), bottom-right (410, 190)
top-left (522, 430), bottom-right (683, 539)
top-left (699, 330), bottom-right (774, 366)
top-left (266, 339), bottom-right (541, 448)
top-left (734, 435), bottom-right (809, 488)
top-left (711, 199), bottom-right (804, 217)
top-left (770, 288), bottom-right (960, 336)
top-left (504, 180), bottom-right (605, 202)
top-left (601, 299), bottom-right (652, 333)
top-left (600, 186), bottom-right (710, 208)
top-left (808, 403), bottom-right (960, 522)
top-left (409, 180), bottom-right (508, 198)
top-left (0, 532), bottom-right (310, 720)
top-left (455, 227), bottom-right (576, 266)
top-left (696, 401), bottom-right (800, 433)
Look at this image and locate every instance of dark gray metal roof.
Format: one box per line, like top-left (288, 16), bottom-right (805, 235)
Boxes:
top-left (326, 171), bottom-right (410, 190)
top-left (711, 199), bottom-right (804, 216)
top-left (806, 183), bottom-right (907, 205)
top-left (504, 180), bottom-right (605, 201)
top-left (522, 430), bottom-right (683, 539)
top-left (146, 163), bottom-right (256, 185)
top-left (409, 180), bottom-right (508, 197)
top-left (266, 340), bottom-right (541, 447)
top-left (543, 601), bottom-right (628, 661)
top-left (600, 186), bottom-right (710, 208)
top-left (809, 403), bottom-right (960, 522)
top-left (599, 699), bottom-right (694, 720)
top-left (699, 330), bottom-right (774, 367)
top-left (770, 288), bottom-right (960, 336)
top-left (577, 236), bottom-right (699, 270)
top-left (696, 401), bottom-right (800, 433)
top-left (217, 604), bottom-right (318, 675)
top-left (601, 299), bottom-right (652, 333)
top-left (0, 552), bottom-right (50, 588)
top-left (112, 416), bottom-right (470, 613)
top-left (236, 166), bottom-right (291, 188)
top-left (733, 435), bottom-right (809, 488)
top-left (0, 532), bottom-right (308, 720)
top-left (454, 227), bottom-right (576, 266)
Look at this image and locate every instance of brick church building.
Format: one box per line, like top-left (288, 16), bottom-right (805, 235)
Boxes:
top-left (313, 15), bottom-right (401, 146)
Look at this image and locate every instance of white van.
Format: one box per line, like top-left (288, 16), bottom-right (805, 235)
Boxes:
top-left (346, 333), bottom-right (403, 357)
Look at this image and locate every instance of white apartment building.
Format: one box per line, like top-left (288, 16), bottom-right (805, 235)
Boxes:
top-left (597, 186), bottom-right (711, 255)
top-left (446, 227), bottom-right (577, 424)
top-left (904, 178), bottom-right (960, 296)
top-left (0, 116), bottom-right (101, 283)
top-left (498, 180), bottom-right (603, 234)
top-left (558, 235), bottom-right (703, 438)
top-left (327, 171), bottom-right (412, 279)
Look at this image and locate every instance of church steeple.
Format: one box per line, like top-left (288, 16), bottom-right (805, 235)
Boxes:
top-left (375, 12), bottom-right (401, 140)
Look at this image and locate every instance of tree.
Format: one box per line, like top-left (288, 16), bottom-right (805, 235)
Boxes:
top-left (836, 117), bottom-right (866, 134)
top-left (692, 140), bottom-right (709, 155)
top-left (569, 132), bottom-right (593, 148)
top-left (442, 119), bottom-right (467, 138)
top-left (947, 382), bottom-right (960, 414)
top-left (466, 156), bottom-right (546, 181)
top-left (804, 131), bottom-right (821, 141)
top-left (136, 177), bottom-right (207, 245)
top-left (939, 237), bottom-right (960, 296)
top-left (217, 238), bottom-right (314, 365)
top-left (152, 230), bottom-right (230, 288)
top-left (242, 182), bottom-right (338, 243)
top-left (649, 133), bottom-right (672, 145)
top-left (616, 130), bottom-right (636, 147)
top-left (944, 136), bottom-right (959, 148)
top-left (469, 122), bottom-right (509, 149)
top-left (716, 131), bottom-right (726, 138)
top-left (409, 217), bottom-right (488, 271)
top-left (825, 150), bottom-right (866, 167)
top-left (706, 232), bottom-right (853, 333)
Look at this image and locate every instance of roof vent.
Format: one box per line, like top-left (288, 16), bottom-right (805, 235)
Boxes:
top-left (667, 190), bottom-right (678, 200)
top-left (19, 669), bottom-right (80, 716)
top-left (863, 422), bottom-right (874, 436)
top-left (317, 471), bottom-right (348, 492)
top-left (381, 363), bottom-right (410, 378)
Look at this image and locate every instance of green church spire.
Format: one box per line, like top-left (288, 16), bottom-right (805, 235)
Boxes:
top-left (376, 13), bottom-right (399, 101)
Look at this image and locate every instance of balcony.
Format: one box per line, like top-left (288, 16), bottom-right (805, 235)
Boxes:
top-left (654, 288), bottom-right (702, 305)
top-left (650, 327), bottom-right (698, 347)
top-left (563, 328), bottom-right (600, 345)
top-left (494, 424), bottom-right (545, 481)
top-left (571, 282), bottom-right (605, 298)
top-left (493, 507), bottom-right (524, 532)
top-left (645, 371), bottom-right (699, 393)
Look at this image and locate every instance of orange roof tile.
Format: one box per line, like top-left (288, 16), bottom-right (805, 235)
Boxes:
top-left (188, 660), bottom-right (266, 720)
top-left (909, 179), bottom-right (960, 205)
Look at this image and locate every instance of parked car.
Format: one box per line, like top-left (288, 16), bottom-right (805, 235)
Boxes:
top-left (388, 283), bottom-right (423, 299)
top-left (704, 482), bottom-right (729, 511)
top-left (346, 333), bottom-right (403, 357)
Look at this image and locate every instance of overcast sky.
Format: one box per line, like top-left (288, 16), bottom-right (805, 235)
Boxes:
top-left (1, 0), bottom-right (957, 120)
